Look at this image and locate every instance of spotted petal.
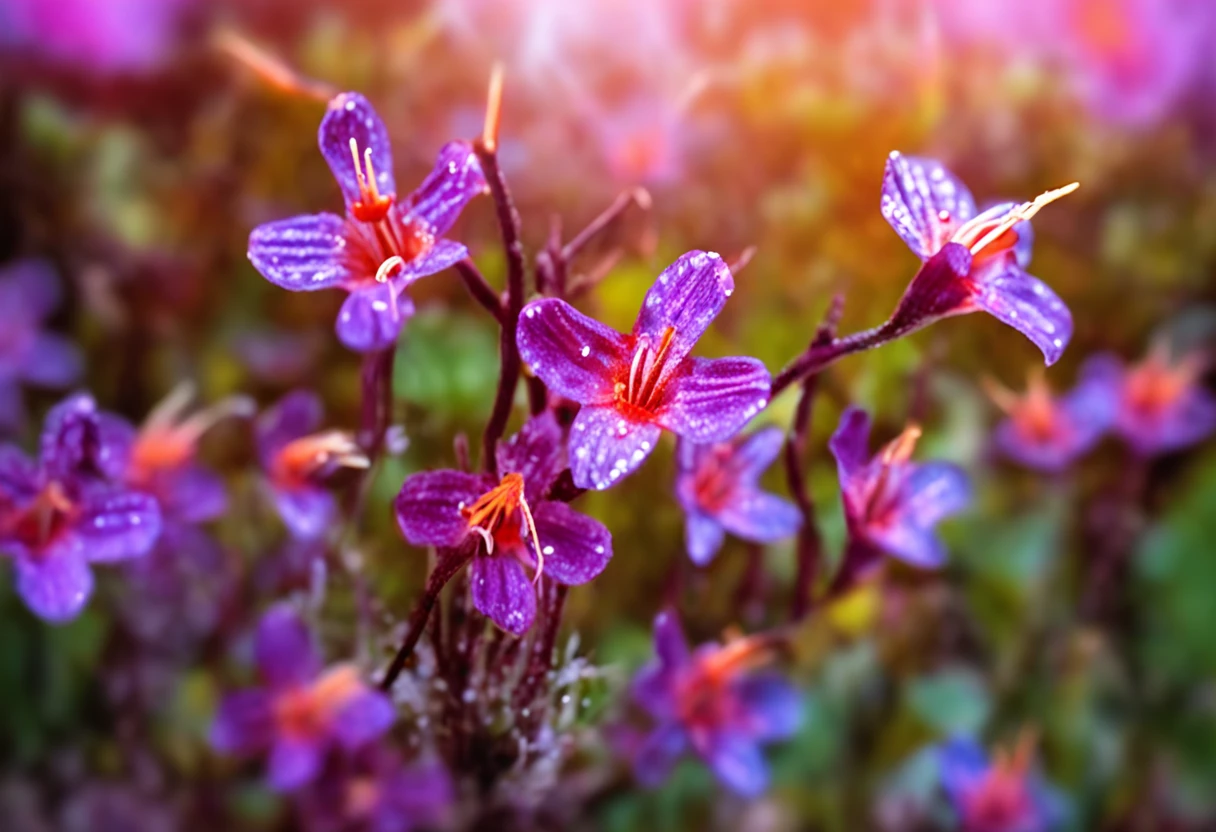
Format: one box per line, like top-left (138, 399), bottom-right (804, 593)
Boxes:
top-left (568, 404), bottom-right (661, 490)
top-left (394, 469), bottom-right (488, 548)
top-left (881, 152), bottom-right (977, 260)
top-left (971, 262), bottom-right (1073, 366)
top-left (319, 92), bottom-right (396, 211)
top-left (401, 141), bottom-right (487, 236)
top-left (530, 501), bottom-right (612, 586)
top-left (633, 250), bottom-right (734, 367)
top-left (248, 213), bottom-right (355, 292)
top-left (496, 411), bottom-right (565, 502)
top-left (75, 487), bottom-right (162, 563)
top-left (658, 357), bottom-right (771, 444)
top-left (517, 298), bottom-right (629, 405)
top-left (469, 553), bottom-right (536, 635)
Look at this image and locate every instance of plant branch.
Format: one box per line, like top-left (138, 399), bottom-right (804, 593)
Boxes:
top-left (454, 258), bottom-right (503, 322)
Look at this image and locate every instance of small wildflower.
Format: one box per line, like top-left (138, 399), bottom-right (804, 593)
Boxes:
top-left (0, 394), bottom-right (161, 622)
top-left (516, 250), bottom-right (771, 490)
top-left (248, 92), bottom-right (488, 353)
top-left (299, 747), bottom-right (453, 832)
top-left (985, 367), bottom-right (1113, 473)
top-left (211, 605), bottom-right (395, 793)
top-left (938, 733), bottom-right (1066, 832)
top-left (256, 390), bottom-right (368, 540)
top-left (675, 426), bottom-right (801, 566)
top-left (880, 152), bottom-right (1076, 365)
top-left (1084, 345), bottom-right (1216, 457)
top-left (829, 406), bottom-right (970, 570)
top-left (627, 610), bottom-right (801, 797)
top-left (394, 413), bottom-right (613, 634)
top-left (0, 260), bottom-right (83, 432)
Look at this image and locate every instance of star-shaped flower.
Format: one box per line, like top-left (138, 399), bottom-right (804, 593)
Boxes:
top-left (986, 367), bottom-right (1113, 473)
top-left (938, 734), bottom-right (1065, 832)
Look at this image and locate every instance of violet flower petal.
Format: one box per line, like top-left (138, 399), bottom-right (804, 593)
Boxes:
top-left (632, 250), bottom-right (733, 367)
top-left (685, 510), bottom-right (726, 566)
top-left (865, 517), bottom-right (948, 568)
top-left (401, 141), bottom-right (488, 236)
top-left (40, 393), bottom-right (100, 481)
top-left (658, 357), bottom-right (771, 444)
top-left (398, 238), bottom-right (469, 284)
top-left (75, 488), bottom-right (162, 563)
top-left (731, 426), bottom-right (787, 483)
top-left (937, 737), bottom-right (989, 806)
top-left (0, 381), bottom-right (25, 433)
top-left (469, 554), bottom-right (536, 635)
top-left (247, 213), bottom-right (355, 292)
top-left (631, 663), bottom-right (677, 721)
top-left (970, 261), bottom-right (1073, 366)
top-left (273, 485), bottom-right (336, 541)
top-left (703, 732), bottom-right (769, 798)
top-left (210, 690), bottom-right (275, 755)
top-left (0, 444), bottom-right (41, 498)
top-left (717, 490), bottom-right (802, 545)
top-left (256, 390), bottom-right (323, 465)
top-left (899, 463), bottom-right (971, 527)
top-left (22, 333), bottom-right (83, 389)
top-left (0, 259), bottom-right (62, 319)
top-left (14, 539), bottom-right (93, 622)
top-left (332, 687), bottom-right (395, 749)
top-left (319, 93), bottom-right (396, 211)
top-left (653, 608), bottom-right (690, 668)
top-left (530, 500), bottom-right (612, 585)
top-left (633, 723), bottom-right (687, 788)
top-left (1134, 387), bottom-right (1216, 455)
top-left (517, 298), bottom-right (629, 405)
top-left (336, 281), bottom-right (412, 354)
top-left (829, 406), bottom-right (872, 482)
top-left (255, 605), bottom-right (321, 689)
top-left (568, 405), bottom-right (662, 490)
top-left (734, 673), bottom-right (803, 742)
top-left (885, 243), bottom-right (976, 337)
top-left (880, 152), bottom-right (977, 260)
top-left (394, 469), bottom-right (488, 548)
top-left (157, 466), bottom-right (228, 524)
top-left (496, 411), bottom-right (565, 502)
top-left (268, 736), bottom-right (324, 792)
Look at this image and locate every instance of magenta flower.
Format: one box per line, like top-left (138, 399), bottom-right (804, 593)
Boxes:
top-left (986, 368), bottom-right (1113, 473)
top-left (628, 610), bottom-right (801, 797)
top-left (0, 394), bottom-right (161, 622)
top-left (0, 260), bottom-right (83, 432)
top-left (256, 390), bottom-right (369, 540)
top-left (938, 735), bottom-right (1065, 832)
top-left (881, 152), bottom-right (1076, 365)
top-left (829, 407), bottom-right (970, 570)
top-left (211, 605), bottom-right (395, 793)
top-left (675, 427), bottom-right (801, 566)
top-left (394, 413), bottom-right (612, 634)
top-left (1083, 346), bottom-right (1216, 458)
top-left (516, 250), bottom-right (771, 490)
top-left (248, 92), bottom-right (488, 353)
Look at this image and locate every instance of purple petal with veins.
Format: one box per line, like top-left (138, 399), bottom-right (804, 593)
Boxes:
top-left (394, 469), bottom-right (489, 548)
top-left (470, 553), bottom-right (536, 635)
top-left (632, 250), bottom-right (734, 367)
top-left (517, 298), bottom-right (629, 405)
top-left (658, 357), bottom-right (771, 444)
top-left (319, 92), bottom-right (396, 210)
top-left (401, 141), bottom-right (488, 236)
top-left (568, 405), bottom-right (661, 490)
top-left (970, 261), bottom-right (1073, 366)
top-left (881, 152), bottom-right (977, 260)
top-left (247, 213), bottom-right (355, 292)
top-left (530, 500), bottom-right (612, 585)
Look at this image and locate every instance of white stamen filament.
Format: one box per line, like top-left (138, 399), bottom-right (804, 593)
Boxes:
top-left (968, 182), bottom-right (1080, 256)
top-left (517, 491), bottom-right (545, 585)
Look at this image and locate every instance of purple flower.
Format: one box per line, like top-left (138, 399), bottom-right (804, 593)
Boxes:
top-left (516, 250), bottom-right (771, 490)
top-left (592, 94), bottom-right (686, 186)
top-left (627, 610), bottom-right (801, 797)
top-left (1083, 346), bottom-right (1216, 457)
top-left (394, 413), bottom-right (613, 634)
top-left (0, 394), bottom-right (161, 622)
top-left (938, 735), bottom-right (1064, 832)
top-left (211, 605), bottom-right (395, 793)
top-left (0, 0), bottom-right (191, 73)
top-left (675, 427), bottom-right (801, 566)
top-left (104, 383), bottom-right (253, 525)
top-left (299, 747), bottom-right (453, 832)
top-left (829, 407), bottom-right (970, 570)
top-left (0, 260), bottom-right (83, 432)
top-left (247, 92), bottom-right (488, 353)
top-left (986, 368), bottom-right (1113, 473)
top-left (880, 152), bottom-right (1076, 365)
top-left (256, 390), bottom-right (368, 540)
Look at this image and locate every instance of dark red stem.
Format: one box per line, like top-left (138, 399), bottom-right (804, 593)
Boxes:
top-left (454, 258), bottom-right (504, 323)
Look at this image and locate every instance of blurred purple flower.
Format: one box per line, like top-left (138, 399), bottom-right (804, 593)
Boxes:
top-left (516, 250), bottom-right (771, 490)
top-left (829, 406), bottom-right (970, 571)
top-left (394, 413), bottom-right (612, 634)
top-left (627, 610), bottom-right (801, 797)
top-left (60, 784), bottom-right (176, 832)
top-left (299, 747), bottom-right (452, 832)
top-left (0, 0), bottom-right (191, 73)
top-left (881, 152), bottom-right (1076, 365)
top-left (0, 394), bottom-right (161, 622)
top-left (256, 390), bottom-right (368, 540)
top-left (938, 735), bottom-right (1064, 832)
top-left (211, 605), bottom-right (394, 793)
top-left (104, 383), bottom-right (252, 525)
top-left (0, 261), bottom-right (83, 433)
top-left (986, 368), bottom-right (1113, 473)
top-left (675, 427), bottom-right (800, 566)
top-left (593, 94), bottom-right (685, 186)
top-left (1084, 346), bottom-right (1216, 457)
top-left (248, 92), bottom-right (487, 353)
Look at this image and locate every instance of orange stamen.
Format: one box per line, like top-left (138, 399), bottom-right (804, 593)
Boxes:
top-left (482, 63), bottom-right (504, 154)
top-left (130, 383), bottom-right (254, 474)
top-left (213, 29), bottom-right (336, 101)
top-left (952, 182), bottom-right (1079, 258)
top-left (348, 138), bottom-right (395, 223)
top-left (461, 473), bottom-right (547, 582)
top-left (880, 423), bottom-right (922, 465)
top-left (273, 430), bottom-right (368, 484)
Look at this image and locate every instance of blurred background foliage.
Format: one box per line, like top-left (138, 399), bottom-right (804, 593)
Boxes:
top-left (1, 0), bottom-right (1215, 829)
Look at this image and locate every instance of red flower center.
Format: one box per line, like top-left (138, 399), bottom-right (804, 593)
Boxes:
top-left (1, 481), bottom-right (77, 556)
top-left (691, 447), bottom-right (740, 513)
top-left (614, 326), bottom-right (678, 420)
top-left (273, 665), bottom-right (363, 740)
top-left (344, 137), bottom-right (436, 285)
top-left (461, 473), bottom-right (546, 579)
